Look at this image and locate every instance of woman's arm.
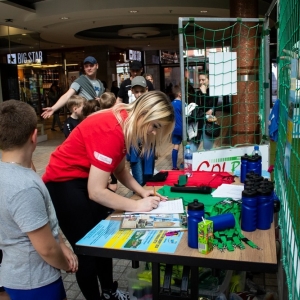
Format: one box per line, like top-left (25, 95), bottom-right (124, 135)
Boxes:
top-left (87, 161), bottom-right (161, 212)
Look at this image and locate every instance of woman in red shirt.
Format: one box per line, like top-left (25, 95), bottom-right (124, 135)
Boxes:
top-left (43, 91), bottom-right (174, 300)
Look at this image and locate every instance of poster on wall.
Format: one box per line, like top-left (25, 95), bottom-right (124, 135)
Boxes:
top-left (67, 71), bottom-right (80, 86)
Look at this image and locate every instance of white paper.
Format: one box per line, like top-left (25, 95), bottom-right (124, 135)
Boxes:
top-left (211, 184), bottom-right (244, 199)
top-left (209, 52), bottom-right (237, 96)
top-left (125, 199), bottom-right (184, 214)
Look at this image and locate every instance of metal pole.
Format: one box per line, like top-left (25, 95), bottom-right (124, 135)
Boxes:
top-left (264, 17), bottom-right (271, 137)
top-left (178, 18), bottom-right (187, 146)
top-left (265, 0), bottom-right (277, 17)
top-left (179, 17), bottom-right (261, 22)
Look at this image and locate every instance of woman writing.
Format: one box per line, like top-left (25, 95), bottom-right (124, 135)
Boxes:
top-left (42, 91), bottom-right (175, 300)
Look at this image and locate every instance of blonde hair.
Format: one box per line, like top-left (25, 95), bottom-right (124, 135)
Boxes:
top-left (112, 91), bottom-right (175, 156)
top-left (66, 95), bottom-right (87, 111)
top-left (99, 92), bottom-right (116, 109)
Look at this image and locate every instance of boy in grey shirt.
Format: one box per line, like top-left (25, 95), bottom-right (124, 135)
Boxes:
top-left (0, 100), bottom-right (78, 300)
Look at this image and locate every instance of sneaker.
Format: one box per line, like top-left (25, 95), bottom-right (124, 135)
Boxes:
top-left (101, 281), bottom-right (130, 300)
top-left (172, 167), bottom-right (179, 170)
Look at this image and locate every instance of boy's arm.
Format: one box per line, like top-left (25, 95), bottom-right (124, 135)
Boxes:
top-left (27, 223), bottom-right (71, 272)
top-left (58, 234), bottom-right (78, 273)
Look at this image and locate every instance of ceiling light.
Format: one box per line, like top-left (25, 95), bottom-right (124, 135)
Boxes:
top-left (22, 34), bottom-right (27, 36)
top-left (200, 10), bottom-right (208, 13)
top-left (60, 17), bottom-right (69, 20)
top-left (129, 10), bottom-right (138, 13)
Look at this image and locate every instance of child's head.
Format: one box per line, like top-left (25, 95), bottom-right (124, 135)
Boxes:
top-left (66, 95), bottom-right (87, 118)
top-left (131, 76), bottom-right (148, 99)
top-left (0, 100), bottom-right (37, 150)
top-left (99, 92), bottom-right (116, 109)
top-left (172, 85), bottom-right (182, 99)
top-left (81, 99), bottom-right (101, 119)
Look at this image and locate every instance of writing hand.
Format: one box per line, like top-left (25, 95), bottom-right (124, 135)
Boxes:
top-left (140, 189), bottom-right (167, 201)
top-left (135, 197), bottom-right (161, 212)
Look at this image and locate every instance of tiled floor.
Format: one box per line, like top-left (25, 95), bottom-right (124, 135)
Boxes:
top-left (30, 119), bottom-right (278, 299)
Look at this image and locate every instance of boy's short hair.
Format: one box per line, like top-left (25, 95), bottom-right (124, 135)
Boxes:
top-left (66, 95), bottom-right (87, 111)
top-left (0, 100), bottom-right (37, 150)
top-left (82, 99), bottom-right (100, 119)
top-left (99, 92), bottom-right (116, 109)
top-left (172, 85), bottom-right (181, 98)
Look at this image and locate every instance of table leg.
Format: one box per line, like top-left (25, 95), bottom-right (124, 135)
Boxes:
top-left (190, 266), bottom-right (199, 299)
top-left (152, 262), bottom-right (160, 300)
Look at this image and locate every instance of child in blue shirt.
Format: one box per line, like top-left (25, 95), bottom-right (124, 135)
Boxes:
top-left (171, 85), bottom-right (183, 170)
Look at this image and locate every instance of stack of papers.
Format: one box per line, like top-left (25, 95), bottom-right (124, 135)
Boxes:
top-left (125, 199), bottom-right (184, 214)
top-left (211, 184), bottom-right (244, 200)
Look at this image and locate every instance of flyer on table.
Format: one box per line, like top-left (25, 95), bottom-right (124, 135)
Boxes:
top-left (76, 220), bottom-right (183, 253)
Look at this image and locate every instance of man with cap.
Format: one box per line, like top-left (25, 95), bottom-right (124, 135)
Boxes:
top-left (117, 60), bottom-right (154, 104)
top-left (42, 56), bottom-right (104, 119)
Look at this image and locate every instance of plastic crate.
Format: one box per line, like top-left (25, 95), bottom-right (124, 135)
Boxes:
top-left (127, 263), bottom-right (152, 300)
top-left (198, 270), bottom-right (233, 298)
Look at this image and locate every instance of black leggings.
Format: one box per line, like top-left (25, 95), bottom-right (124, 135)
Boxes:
top-left (46, 179), bottom-right (113, 300)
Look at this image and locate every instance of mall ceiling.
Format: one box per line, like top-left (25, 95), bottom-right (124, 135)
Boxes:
top-left (0, 0), bottom-right (277, 55)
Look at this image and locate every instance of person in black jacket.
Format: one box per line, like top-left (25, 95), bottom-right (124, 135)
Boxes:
top-left (188, 73), bottom-right (218, 151)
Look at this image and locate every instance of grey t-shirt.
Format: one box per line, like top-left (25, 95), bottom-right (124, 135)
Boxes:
top-left (71, 76), bottom-right (103, 100)
top-left (0, 162), bottom-right (61, 289)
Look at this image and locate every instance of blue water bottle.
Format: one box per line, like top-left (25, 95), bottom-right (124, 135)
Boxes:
top-left (256, 188), bottom-right (273, 230)
top-left (252, 145), bottom-right (262, 176)
top-left (207, 213), bottom-right (235, 232)
top-left (247, 156), bottom-right (260, 175)
top-left (184, 145), bottom-right (193, 177)
top-left (187, 200), bottom-right (204, 248)
top-left (241, 189), bottom-right (257, 232)
top-left (240, 154), bottom-right (249, 183)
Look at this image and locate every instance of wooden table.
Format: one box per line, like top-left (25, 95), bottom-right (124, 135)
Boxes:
top-left (75, 185), bottom-right (277, 299)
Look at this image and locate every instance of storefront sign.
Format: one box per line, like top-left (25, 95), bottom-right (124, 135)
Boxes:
top-left (7, 51), bottom-right (45, 65)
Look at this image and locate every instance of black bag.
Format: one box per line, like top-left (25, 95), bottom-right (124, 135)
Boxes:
top-left (205, 122), bottom-right (221, 138)
top-left (147, 171), bottom-right (169, 182)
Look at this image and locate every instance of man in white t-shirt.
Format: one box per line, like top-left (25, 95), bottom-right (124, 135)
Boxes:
top-left (41, 56), bottom-right (104, 119)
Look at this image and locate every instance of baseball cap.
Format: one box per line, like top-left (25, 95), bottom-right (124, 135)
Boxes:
top-left (129, 60), bottom-right (143, 70)
top-left (83, 56), bottom-right (97, 64)
top-left (131, 76), bottom-right (147, 88)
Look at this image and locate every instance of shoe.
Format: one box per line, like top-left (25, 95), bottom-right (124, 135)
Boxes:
top-left (172, 167), bottom-right (179, 170)
top-left (101, 281), bottom-right (130, 300)
top-left (50, 128), bottom-right (56, 131)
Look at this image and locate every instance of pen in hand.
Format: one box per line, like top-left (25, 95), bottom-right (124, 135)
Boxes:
top-left (153, 186), bottom-right (168, 201)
